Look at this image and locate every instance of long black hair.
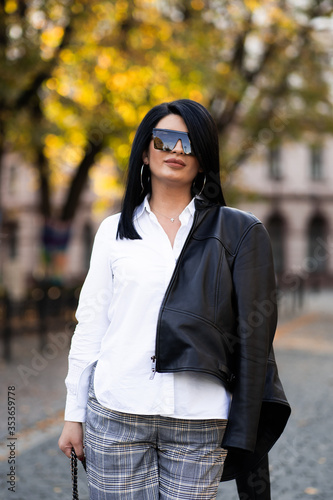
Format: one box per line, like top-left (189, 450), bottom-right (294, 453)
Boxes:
top-left (117, 99), bottom-right (226, 239)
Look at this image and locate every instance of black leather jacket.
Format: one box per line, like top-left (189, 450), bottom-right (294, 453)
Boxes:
top-left (154, 198), bottom-right (291, 480)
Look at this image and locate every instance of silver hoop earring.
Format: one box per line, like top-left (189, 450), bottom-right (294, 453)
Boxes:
top-left (140, 164), bottom-right (145, 192)
top-left (193, 174), bottom-right (206, 197)
top-left (140, 163), bottom-right (150, 195)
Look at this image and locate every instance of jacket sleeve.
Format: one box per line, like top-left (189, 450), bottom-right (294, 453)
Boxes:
top-left (222, 221), bottom-right (277, 452)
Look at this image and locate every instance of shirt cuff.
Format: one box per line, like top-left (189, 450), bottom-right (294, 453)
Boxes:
top-left (64, 394), bottom-right (87, 423)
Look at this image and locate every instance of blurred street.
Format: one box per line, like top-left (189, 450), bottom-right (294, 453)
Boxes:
top-left (0, 290), bottom-right (332, 500)
top-left (1, 2), bottom-right (333, 499)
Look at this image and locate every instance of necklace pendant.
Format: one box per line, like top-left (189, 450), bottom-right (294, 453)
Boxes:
top-left (170, 218), bottom-right (175, 223)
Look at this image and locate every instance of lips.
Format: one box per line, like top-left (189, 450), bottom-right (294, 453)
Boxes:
top-left (165, 157), bottom-right (186, 166)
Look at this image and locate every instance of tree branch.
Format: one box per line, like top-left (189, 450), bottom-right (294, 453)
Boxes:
top-left (61, 138), bottom-right (106, 222)
top-left (214, 14), bottom-right (279, 133)
top-left (17, 0), bottom-right (27, 18)
top-left (36, 147), bottom-right (52, 218)
top-left (225, 68), bottom-right (293, 171)
top-left (15, 5), bottom-right (75, 109)
top-left (231, 12), bottom-right (253, 75)
top-left (0, 1), bottom-right (7, 49)
top-left (214, 4), bottom-right (318, 135)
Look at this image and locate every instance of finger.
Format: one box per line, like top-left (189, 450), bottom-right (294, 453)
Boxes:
top-left (73, 443), bottom-right (85, 460)
top-left (63, 444), bottom-right (74, 459)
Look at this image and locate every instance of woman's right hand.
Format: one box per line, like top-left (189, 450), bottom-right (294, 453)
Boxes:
top-left (58, 421), bottom-right (84, 460)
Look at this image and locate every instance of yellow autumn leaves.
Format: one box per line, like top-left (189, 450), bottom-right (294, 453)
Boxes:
top-left (2, 0), bottom-right (332, 217)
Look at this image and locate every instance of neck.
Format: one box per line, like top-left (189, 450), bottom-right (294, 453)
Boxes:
top-left (149, 184), bottom-right (192, 215)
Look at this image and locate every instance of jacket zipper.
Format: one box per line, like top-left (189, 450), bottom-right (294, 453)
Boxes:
top-left (149, 356), bottom-right (156, 380)
top-left (150, 207), bottom-right (205, 377)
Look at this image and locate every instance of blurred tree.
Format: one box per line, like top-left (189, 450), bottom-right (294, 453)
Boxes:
top-left (0, 0), bottom-right (332, 278)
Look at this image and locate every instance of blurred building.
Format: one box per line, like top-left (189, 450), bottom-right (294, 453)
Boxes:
top-left (0, 152), bottom-right (112, 300)
top-left (1, 139), bottom-right (333, 300)
top-left (232, 138), bottom-right (333, 288)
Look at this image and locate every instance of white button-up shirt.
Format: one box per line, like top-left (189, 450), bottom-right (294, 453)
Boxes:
top-left (65, 196), bottom-right (231, 422)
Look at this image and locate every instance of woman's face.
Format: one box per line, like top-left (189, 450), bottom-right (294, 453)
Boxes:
top-left (143, 114), bottom-right (202, 194)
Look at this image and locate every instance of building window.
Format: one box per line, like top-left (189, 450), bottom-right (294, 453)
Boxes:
top-left (310, 146), bottom-right (323, 181)
top-left (308, 214), bottom-right (328, 272)
top-left (268, 147), bottom-right (282, 180)
top-left (266, 213), bottom-right (285, 274)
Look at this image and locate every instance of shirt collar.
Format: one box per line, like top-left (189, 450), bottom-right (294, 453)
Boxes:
top-left (133, 197), bottom-right (149, 220)
top-left (134, 195), bottom-right (196, 224)
top-left (179, 197), bottom-right (195, 226)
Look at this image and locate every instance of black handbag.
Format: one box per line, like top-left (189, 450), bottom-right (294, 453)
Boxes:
top-left (71, 448), bottom-right (86, 500)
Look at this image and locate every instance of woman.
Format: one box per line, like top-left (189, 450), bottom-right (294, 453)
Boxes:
top-left (59, 99), bottom-right (290, 499)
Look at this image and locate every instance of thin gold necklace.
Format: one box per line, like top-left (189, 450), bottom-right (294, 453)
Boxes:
top-left (150, 206), bottom-right (182, 223)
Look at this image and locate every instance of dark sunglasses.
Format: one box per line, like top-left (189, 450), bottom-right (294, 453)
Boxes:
top-left (152, 128), bottom-right (193, 155)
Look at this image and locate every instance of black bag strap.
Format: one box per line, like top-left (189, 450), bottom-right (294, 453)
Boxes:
top-left (71, 448), bottom-right (86, 500)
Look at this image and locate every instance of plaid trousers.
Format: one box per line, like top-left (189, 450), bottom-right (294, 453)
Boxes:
top-left (85, 369), bottom-right (227, 500)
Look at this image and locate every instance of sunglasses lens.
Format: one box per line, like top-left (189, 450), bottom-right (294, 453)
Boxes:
top-left (153, 129), bottom-right (192, 155)
top-left (181, 135), bottom-right (191, 155)
top-left (153, 134), bottom-right (173, 152)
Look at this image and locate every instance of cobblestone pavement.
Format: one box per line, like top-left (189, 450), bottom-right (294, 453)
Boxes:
top-left (0, 291), bottom-right (332, 500)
